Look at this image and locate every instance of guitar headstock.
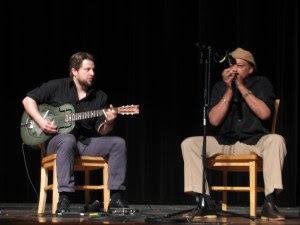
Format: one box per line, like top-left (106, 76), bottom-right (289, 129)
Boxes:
top-left (117, 105), bottom-right (139, 115)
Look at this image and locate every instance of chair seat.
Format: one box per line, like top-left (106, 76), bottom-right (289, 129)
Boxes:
top-left (207, 154), bottom-right (263, 172)
top-left (41, 155), bottom-right (109, 174)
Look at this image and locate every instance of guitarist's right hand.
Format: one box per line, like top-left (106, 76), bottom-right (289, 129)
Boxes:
top-left (23, 97), bottom-right (58, 135)
top-left (38, 118), bottom-right (58, 135)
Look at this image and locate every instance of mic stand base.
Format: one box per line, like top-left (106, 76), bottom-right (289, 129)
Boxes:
top-left (161, 198), bottom-right (256, 221)
top-left (192, 195), bottom-right (218, 219)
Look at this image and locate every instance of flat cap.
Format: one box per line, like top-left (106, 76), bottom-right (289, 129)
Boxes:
top-left (231, 47), bottom-right (256, 68)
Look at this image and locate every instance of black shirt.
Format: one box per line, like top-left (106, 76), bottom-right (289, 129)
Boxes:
top-left (26, 77), bottom-right (108, 144)
top-left (209, 74), bottom-right (276, 145)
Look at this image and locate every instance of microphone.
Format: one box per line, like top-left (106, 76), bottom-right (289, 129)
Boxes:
top-left (232, 73), bottom-right (240, 103)
top-left (217, 53), bottom-right (237, 65)
top-left (227, 54), bottom-right (236, 65)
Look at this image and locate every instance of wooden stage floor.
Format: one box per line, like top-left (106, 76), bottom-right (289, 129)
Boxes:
top-left (0, 203), bottom-right (299, 225)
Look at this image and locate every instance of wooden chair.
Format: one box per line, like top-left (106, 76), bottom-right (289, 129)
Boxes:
top-left (206, 99), bottom-right (280, 218)
top-left (37, 144), bottom-right (110, 214)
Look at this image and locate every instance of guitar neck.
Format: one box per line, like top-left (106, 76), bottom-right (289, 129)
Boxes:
top-left (64, 108), bottom-right (116, 122)
top-left (63, 105), bottom-right (139, 123)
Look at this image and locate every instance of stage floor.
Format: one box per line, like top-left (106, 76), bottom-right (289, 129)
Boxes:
top-left (0, 203), bottom-right (299, 224)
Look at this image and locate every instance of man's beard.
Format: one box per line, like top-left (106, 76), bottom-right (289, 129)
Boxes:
top-left (78, 78), bottom-right (93, 90)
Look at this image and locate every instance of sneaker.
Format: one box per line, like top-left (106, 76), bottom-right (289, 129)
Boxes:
top-left (261, 201), bottom-right (285, 221)
top-left (56, 195), bottom-right (70, 214)
top-left (108, 199), bottom-right (129, 209)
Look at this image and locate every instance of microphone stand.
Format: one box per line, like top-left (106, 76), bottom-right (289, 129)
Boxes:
top-left (197, 45), bottom-right (211, 213)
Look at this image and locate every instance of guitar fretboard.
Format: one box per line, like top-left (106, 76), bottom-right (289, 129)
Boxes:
top-left (64, 109), bottom-right (111, 122)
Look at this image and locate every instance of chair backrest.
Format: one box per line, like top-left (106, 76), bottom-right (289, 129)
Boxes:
top-left (271, 99), bottom-right (280, 134)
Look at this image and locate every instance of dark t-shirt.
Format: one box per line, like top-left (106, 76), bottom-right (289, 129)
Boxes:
top-left (26, 77), bottom-right (108, 144)
top-left (209, 74), bottom-right (276, 145)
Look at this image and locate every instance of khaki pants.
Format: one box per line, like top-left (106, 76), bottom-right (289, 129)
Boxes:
top-left (181, 134), bottom-right (287, 196)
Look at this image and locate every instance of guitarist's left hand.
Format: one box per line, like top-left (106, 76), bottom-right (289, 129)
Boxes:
top-left (104, 104), bottom-right (117, 125)
top-left (99, 104), bottom-right (117, 135)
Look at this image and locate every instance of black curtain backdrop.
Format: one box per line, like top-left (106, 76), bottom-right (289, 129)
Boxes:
top-left (1, 0), bottom-right (299, 207)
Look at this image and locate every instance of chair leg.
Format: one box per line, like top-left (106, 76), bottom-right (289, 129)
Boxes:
top-left (103, 163), bottom-right (110, 212)
top-left (84, 170), bottom-right (90, 204)
top-left (52, 160), bottom-right (59, 214)
top-left (222, 170), bottom-right (228, 211)
top-left (249, 161), bottom-right (257, 217)
top-left (38, 166), bottom-right (48, 214)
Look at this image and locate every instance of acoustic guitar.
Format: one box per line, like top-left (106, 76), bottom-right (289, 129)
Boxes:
top-left (20, 104), bottom-right (139, 146)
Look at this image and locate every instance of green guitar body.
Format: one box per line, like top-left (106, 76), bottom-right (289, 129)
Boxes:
top-left (20, 104), bottom-right (76, 146)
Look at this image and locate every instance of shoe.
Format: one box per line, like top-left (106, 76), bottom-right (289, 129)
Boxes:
top-left (56, 195), bottom-right (70, 214)
top-left (108, 199), bottom-right (129, 209)
top-left (84, 200), bottom-right (102, 212)
top-left (261, 201), bottom-right (285, 221)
